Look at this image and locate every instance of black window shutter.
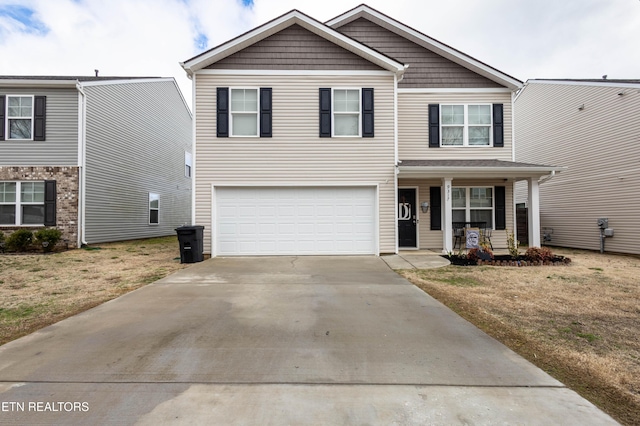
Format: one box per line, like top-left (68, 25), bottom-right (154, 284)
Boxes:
top-left (33, 96), bottom-right (46, 141)
top-left (319, 88), bottom-right (331, 138)
top-left (493, 104), bottom-right (504, 147)
top-left (430, 186), bottom-right (442, 230)
top-left (0, 95), bottom-right (5, 140)
top-left (216, 88), bottom-right (229, 138)
top-left (259, 88), bottom-right (272, 138)
top-left (362, 88), bottom-right (374, 137)
top-left (495, 185), bottom-right (506, 230)
top-left (44, 180), bottom-right (57, 226)
top-left (428, 104), bottom-right (440, 148)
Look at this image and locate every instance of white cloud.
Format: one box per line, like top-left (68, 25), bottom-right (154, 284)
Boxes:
top-left (1, 0), bottom-right (639, 107)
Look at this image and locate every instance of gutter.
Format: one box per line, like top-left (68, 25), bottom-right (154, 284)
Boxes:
top-left (76, 82), bottom-right (89, 247)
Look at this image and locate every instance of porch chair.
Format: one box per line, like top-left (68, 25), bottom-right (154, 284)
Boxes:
top-left (480, 228), bottom-right (493, 250)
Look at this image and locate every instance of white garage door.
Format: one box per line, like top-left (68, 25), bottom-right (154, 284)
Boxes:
top-left (215, 187), bottom-right (377, 255)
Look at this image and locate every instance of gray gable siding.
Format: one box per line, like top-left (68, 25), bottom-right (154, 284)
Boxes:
top-left (83, 80), bottom-right (192, 244)
top-left (0, 87), bottom-right (79, 165)
top-left (335, 18), bottom-right (503, 88)
top-left (206, 24), bottom-right (384, 70)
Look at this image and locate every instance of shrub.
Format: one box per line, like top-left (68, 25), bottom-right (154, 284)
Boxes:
top-left (467, 247), bottom-right (494, 262)
top-left (524, 246), bottom-right (555, 263)
top-left (0, 230), bottom-right (4, 243)
top-left (5, 229), bottom-right (34, 252)
top-left (34, 228), bottom-right (63, 253)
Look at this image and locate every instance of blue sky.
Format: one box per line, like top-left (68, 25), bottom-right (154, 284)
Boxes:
top-left (1, 0), bottom-right (639, 106)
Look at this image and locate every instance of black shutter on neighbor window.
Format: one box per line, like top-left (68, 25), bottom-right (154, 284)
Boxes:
top-left (428, 104), bottom-right (440, 148)
top-left (362, 88), bottom-right (374, 137)
top-left (260, 88), bottom-right (272, 138)
top-left (430, 186), bottom-right (442, 231)
top-left (493, 103), bottom-right (504, 147)
top-left (34, 96), bottom-right (46, 141)
top-left (319, 88), bottom-right (331, 137)
top-left (216, 88), bottom-right (229, 138)
top-left (495, 185), bottom-right (506, 230)
top-left (0, 95), bottom-right (5, 140)
top-left (44, 180), bottom-right (57, 226)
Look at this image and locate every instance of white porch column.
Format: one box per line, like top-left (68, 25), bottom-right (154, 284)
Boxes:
top-left (528, 177), bottom-right (541, 247)
top-left (442, 177), bottom-right (453, 253)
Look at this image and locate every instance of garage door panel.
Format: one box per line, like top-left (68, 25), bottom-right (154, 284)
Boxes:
top-left (216, 187), bottom-right (376, 255)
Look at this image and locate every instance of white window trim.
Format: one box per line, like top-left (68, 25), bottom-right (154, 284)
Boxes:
top-left (0, 181), bottom-right (45, 226)
top-left (149, 192), bottom-right (160, 225)
top-left (6, 95), bottom-right (35, 141)
top-left (229, 87), bottom-right (259, 138)
top-left (332, 88), bottom-right (362, 138)
top-left (440, 104), bottom-right (493, 147)
top-left (185, 151), bottom-right (193, 178)
top-left (452, 186), bottom-right (495, 229)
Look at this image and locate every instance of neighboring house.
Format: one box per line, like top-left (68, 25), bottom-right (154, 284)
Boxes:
top-left (0, 76), bottom-right (192, 247)
top-left (180, 4), bottom-right (562, 256)
top-left (515, 79), bottom-right (640, 254)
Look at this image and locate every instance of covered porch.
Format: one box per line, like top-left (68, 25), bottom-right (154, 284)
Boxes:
top-left (396, 160), bottom-right (564, 253)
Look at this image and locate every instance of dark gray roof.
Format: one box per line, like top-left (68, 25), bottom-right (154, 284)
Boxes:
top-left (0, 75), bottom-right (160, 82)
top-left (398, 159), bottom-right (557, 168)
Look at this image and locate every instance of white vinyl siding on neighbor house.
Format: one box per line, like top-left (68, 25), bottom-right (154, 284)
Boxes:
top-left (398, 92), bottom-right (513, 160)
top-left (194, 72), bottom-right (396, 255)
top-left (515, 80), bottom-right (640, 254)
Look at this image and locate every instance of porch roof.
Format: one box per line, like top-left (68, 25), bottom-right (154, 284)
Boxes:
top-left (397, 159), bottom-right (565, 179)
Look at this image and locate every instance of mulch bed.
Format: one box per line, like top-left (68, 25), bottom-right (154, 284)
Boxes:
top-left (444, 254), bottom-right (571, 267)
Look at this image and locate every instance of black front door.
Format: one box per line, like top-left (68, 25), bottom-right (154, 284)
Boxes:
top-left (398, 188), bottom-right (417, 248)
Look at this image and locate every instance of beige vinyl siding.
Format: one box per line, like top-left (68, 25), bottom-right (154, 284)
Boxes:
top-left (0, 87), bottom-right (78, 166)
top-left (515, 81), bottom-right (640, 254)
top-left (334, 17), bottom-right (503, 88)
top-left (398, 92), bottom-right (513, 160)
top-left (399, 178), bottom-right (513, 250)
top-left (207, 24), bottom-right (383, 71)
top-left (194, 73), bottom-right (396, 254)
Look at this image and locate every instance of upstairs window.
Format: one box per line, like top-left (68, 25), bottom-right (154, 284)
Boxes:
top-left (333, 89), bottom-right (361, 137)
top-left (441, 104), bottom-right (492, 146)
top-left (7, 95), bottom-right (34, 140)
top-left (230, 88), bottom-right (258, 137)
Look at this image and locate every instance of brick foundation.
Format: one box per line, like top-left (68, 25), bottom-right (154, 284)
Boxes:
top-left (0, 166), bottom-right (80, 246)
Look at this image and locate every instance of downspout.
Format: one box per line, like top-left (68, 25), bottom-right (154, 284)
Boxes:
top-left (190, 72), bottom-right (196, 226)
top-left (76, 82), bottom-right (88, 247)
top-left (539, 170), bottom-right (556, 184)
top-left (394, 72), bottom-right (399, 254)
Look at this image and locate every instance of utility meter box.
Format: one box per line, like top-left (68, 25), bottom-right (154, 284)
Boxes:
top-left (597, 218), bottom-right (609, 229)
top-left (604, 228), bottom-right (614, 237)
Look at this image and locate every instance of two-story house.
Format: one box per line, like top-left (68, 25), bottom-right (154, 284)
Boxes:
top-left (515, 79), bottom-right (640, 254)
top-left (181, 4), bottom-right (561, 256)
top-left (0, 76), bottom-right (192, 247)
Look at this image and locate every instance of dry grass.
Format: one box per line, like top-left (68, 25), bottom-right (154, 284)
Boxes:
top-left (400, 247), bottom-right (640, 426)
top-left (0, 236), bottom-right (189, 346)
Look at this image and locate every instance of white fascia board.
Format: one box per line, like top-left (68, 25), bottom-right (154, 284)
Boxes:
top-left (327, 5), bottom-right (522, 90)
top-left (181, 10), bottom-right (405, 77)
top-left (397, 166), bottom-right (565, 179)
top-left (525, 79), bottom-right (640, 89)
top-left (196, 69), bottom-right (394, 76)
top-left (0, 79), bottom-right (78, 88)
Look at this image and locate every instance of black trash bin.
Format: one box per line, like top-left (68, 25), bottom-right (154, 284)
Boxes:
top-left (175, 225), bottom-right (204, 263)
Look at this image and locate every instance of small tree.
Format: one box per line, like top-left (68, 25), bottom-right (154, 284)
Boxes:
top-left (34, 228), bottom-right (63, 253)
top-left (506, 229), bottom-right (520, 259)
top-left (5, 229), bottom-right (34, 252)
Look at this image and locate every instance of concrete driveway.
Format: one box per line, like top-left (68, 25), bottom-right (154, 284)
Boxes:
top-left (0, 256), bottom-right (617, 425)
